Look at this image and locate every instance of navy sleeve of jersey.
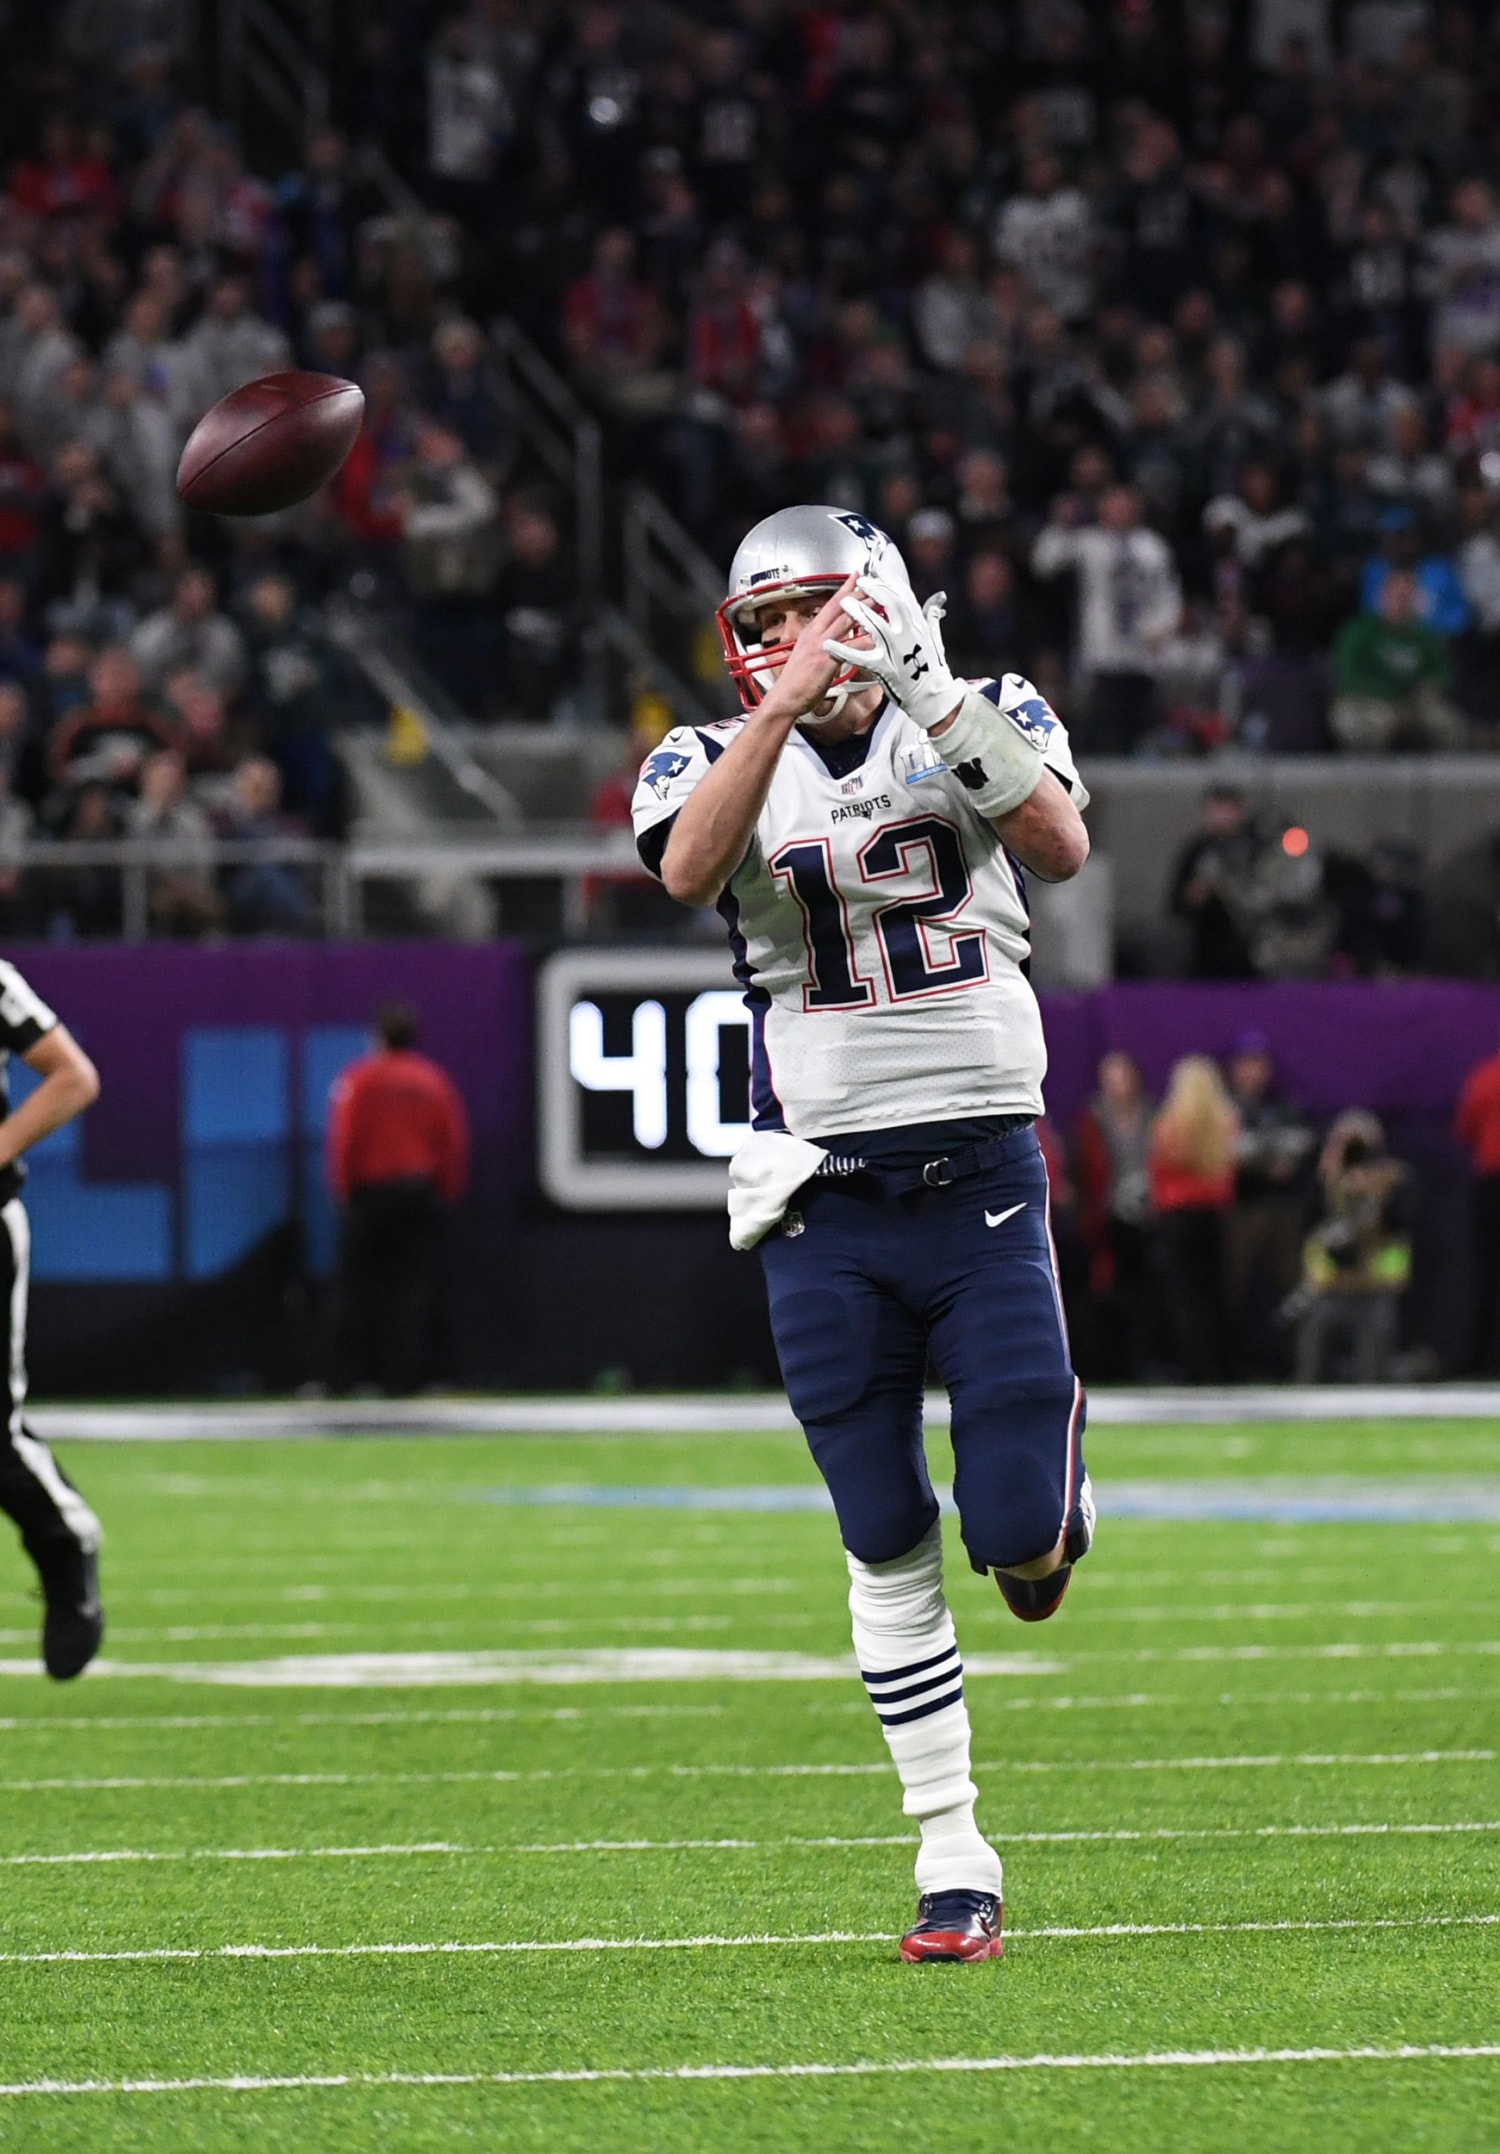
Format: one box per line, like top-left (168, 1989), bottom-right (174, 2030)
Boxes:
top-left (636, 813), bottom-right (677, 880)
top-left (0, 960), bottom-right (57, 1054)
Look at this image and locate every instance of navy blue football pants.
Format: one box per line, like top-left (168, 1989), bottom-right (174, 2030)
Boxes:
top-left (760, 1126), bottom-right (1086, 1572)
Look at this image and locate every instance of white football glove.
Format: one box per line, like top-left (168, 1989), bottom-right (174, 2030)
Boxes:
top-left (825, 572), bottom-right (1047, 819)
top-left (823, 571), bottom-right (961, 734)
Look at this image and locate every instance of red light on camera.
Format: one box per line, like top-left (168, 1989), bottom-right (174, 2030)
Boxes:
top-left (1282, 826), bottom-right (1310, 858)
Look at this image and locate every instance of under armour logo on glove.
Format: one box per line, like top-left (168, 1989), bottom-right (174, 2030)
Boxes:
top-left (902, 643), bottom-right (929, 678)
top-left (952, 757), bottom-right (990, 791)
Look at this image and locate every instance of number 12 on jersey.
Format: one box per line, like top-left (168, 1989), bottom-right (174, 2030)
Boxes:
top-left (769, 813), bottom-right (989, 1011)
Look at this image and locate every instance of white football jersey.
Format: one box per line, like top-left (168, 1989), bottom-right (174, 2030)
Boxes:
top-left (632, 686), bottom-right (1088, 1140)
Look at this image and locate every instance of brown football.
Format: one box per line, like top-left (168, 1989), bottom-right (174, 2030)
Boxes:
top-left (176, 371), bottom-right (365, 516)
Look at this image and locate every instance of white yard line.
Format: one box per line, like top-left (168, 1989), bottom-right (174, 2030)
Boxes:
top-left (3, 1640), bottom-right (1497, 1685)
top-left (0, 1748), bottom-right (1488, 1798)
top-left (0, 1913), bottom-right (1497, 1971)
top-left (4, 1820), bottom-right (1497, 1867)
top-left (0, 1686), bottom-right (1484, 1734)
top-left (2, 2043), bottom-right (1498, 2098)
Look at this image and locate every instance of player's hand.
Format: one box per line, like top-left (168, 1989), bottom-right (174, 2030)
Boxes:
top-left (758, 577), bottom-right (864, 722)
top-left (823, 572), bottom-right (961, 733)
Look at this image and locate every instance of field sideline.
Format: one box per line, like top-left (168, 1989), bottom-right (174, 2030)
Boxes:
top-left (0, 1408), bottom-right (1495, 2151)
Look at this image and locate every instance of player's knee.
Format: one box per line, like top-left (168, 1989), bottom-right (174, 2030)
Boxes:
top-left (839, 1493), bottom-right (941, 1569)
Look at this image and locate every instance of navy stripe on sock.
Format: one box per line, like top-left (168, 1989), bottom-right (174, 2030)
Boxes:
top-left (857, 1645), bottom-right (960, 1687)
top-left (876, 1682), bottom-right (965, 1728)
top-left (863, 1661), bottom-right (964, 1708)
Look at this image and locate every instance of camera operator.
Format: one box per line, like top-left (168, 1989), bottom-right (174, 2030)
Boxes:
top-left (1289, 1111), bottom-right (1411, 1384)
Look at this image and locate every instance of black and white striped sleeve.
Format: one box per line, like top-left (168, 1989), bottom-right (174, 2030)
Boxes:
top-left (0, 962), bottom-right (58, 1055)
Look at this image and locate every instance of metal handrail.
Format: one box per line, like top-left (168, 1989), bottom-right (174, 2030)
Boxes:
top-left (489, 317), bottom-right (604, 610)
top-left (597, 606), bottom-right (722, 731)
top-left (324, 604), bottom-right (521, 825)
top-left (623, 484), bottom-right (726, 631)
top-left (219, 0), bottom-right (329, 146)
top-left (1, 828), bottom-right (651, 941)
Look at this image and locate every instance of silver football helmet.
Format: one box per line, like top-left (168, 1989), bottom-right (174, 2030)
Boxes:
top-left (716, 504), bottom-right (914, 723)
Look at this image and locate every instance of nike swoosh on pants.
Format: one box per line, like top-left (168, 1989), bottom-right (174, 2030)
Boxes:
top-left (984, 1203), bottom-right (1027, 1228)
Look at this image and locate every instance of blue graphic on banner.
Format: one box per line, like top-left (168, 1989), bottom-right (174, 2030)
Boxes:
top-left (301, 1026), bottom-right (370, 1276)
top-left (16, 1023), bottom-right (369, 1283)
top-left (13, 1063), bottom-right (173, 1281)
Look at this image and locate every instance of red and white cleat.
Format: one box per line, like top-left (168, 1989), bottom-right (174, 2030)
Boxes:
top-left (899, 1890), bottom-right (1004, 1963)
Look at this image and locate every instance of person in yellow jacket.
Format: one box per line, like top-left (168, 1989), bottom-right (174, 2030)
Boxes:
top-left (1292, 1111), bottom-right (1412, 1383)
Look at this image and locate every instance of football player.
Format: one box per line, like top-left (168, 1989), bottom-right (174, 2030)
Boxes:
top-left (632, 506), bottom-right (1094, 1964)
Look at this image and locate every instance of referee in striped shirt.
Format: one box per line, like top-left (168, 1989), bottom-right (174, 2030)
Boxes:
top-left (0, 959), bottom-right (104, 1677)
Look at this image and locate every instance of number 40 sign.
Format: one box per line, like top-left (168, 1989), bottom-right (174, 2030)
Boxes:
top-left (537, 948), bottom-right (753, 1210)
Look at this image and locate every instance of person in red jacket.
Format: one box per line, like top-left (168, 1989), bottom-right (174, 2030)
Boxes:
top-left (326, 1001), bottom-right (469, 1394)
top-left (1149, 1055), bottom-right (1240, 1385)
top-left (1455, 1042), bottom-right (1500, 1374)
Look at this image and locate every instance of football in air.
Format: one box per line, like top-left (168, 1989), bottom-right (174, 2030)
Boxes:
top-left (176, 370), bottom-right (364, 516)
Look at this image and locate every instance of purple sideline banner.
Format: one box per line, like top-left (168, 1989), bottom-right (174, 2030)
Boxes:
top-left (4, 947), bottom-right (1496, 1223)
top-left (1038, 981), bottom-right (1500, 1131)
top-left (0, 945), bottom-right (1495, 1387)
top-left (6, 941), bottom-right (534, 1278)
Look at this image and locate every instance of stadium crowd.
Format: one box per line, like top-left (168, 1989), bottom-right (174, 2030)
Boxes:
top-left (342, 0), bottom-right (1500, 758)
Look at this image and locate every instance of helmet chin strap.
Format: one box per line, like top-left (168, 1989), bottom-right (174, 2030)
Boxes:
top-left (795, 678), bottom-right (855, 729)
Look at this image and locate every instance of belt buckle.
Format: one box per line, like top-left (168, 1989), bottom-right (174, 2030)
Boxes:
top-left (922, 1156), bottom-right (954, 1188)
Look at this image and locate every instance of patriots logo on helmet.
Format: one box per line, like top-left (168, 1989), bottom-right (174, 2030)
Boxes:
top-left (831, 511), bottom-right (885, 545)
top-left (642, 748), bottom-right (692, 800)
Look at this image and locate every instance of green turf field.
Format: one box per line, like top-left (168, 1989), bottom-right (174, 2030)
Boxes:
top-left (0, 1412), bottom-right (1497, 2151)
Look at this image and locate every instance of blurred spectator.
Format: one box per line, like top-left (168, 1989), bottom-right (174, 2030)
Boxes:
top-left (219, 757), bottom-right (315, 935)
top-left (130, 566), bottom-right (246, 698)
top-left (491, 497), bottom-right (577, 721)
top-left (1359, 507), bottom-right (1470, 637)
top-left (1424, 180), bottom-right (1500, 361)
top-left (943, 552), bottom-right (1019, 683)
top-left (1149, 1056), bottom-right (1239, 1384)
top-left (1075, 1049), bottom-right (1157, 1381)
top-left (914, 231), bottom-right (990, 373)
top-left (1291, 1112), bottom-right (1411, 1383)
top-left (1331, 568), bottom-right (1464, 751)
top-left (1033, 486), bottom-right (1181, 751)
top-left (423, 318), bottom-right (515, 477)
top-left (241, 575), bottom-right (351, 831)
top-left (1455, 1039), bottom-right (1500, 1375)
top-left (398, 422), bottom-right (498, 596)
top-left (1327, 837), bottom-right (1428, 974)
top-left (995, 154), bottom-right (1094, 324)
top-left (0, 403), bottom-right (46, 573)
top-left (0, 756), bottom-right (32, 931)
top-left (127, 747), bottom-right (222, 937)
top-left (171, 275), bottom-right (289, 416)
top-left (163, 667), bottom-right (239, 780)
top-left (1170, 786), bottom-right (1264, 979)
top-left (1224, 1035), bottom-right (1315, 1377)
top-left (47, 646), bottom-right (175, 802)
top-left (562, 228), bottom-right (671, 418)
top-left (326, 1001), bottom-right (470, 1395)
top-left (35, 441), bottom-right (141, 624)
top-left (95, 369), bottom-right (180, 541)
top-left (46, 780), bottom-right (123, 938)
top-left (0, 578), bottom-right (41, 690)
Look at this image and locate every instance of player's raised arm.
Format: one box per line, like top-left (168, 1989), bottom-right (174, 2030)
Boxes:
top-left (659, 580), bottom-right (857, 907)
top-left (826, 573), bottom-right (1090, 881)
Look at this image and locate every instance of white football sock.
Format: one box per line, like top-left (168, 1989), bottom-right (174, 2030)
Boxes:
top-left (847, 1522), bottom-right (1003, 1898)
